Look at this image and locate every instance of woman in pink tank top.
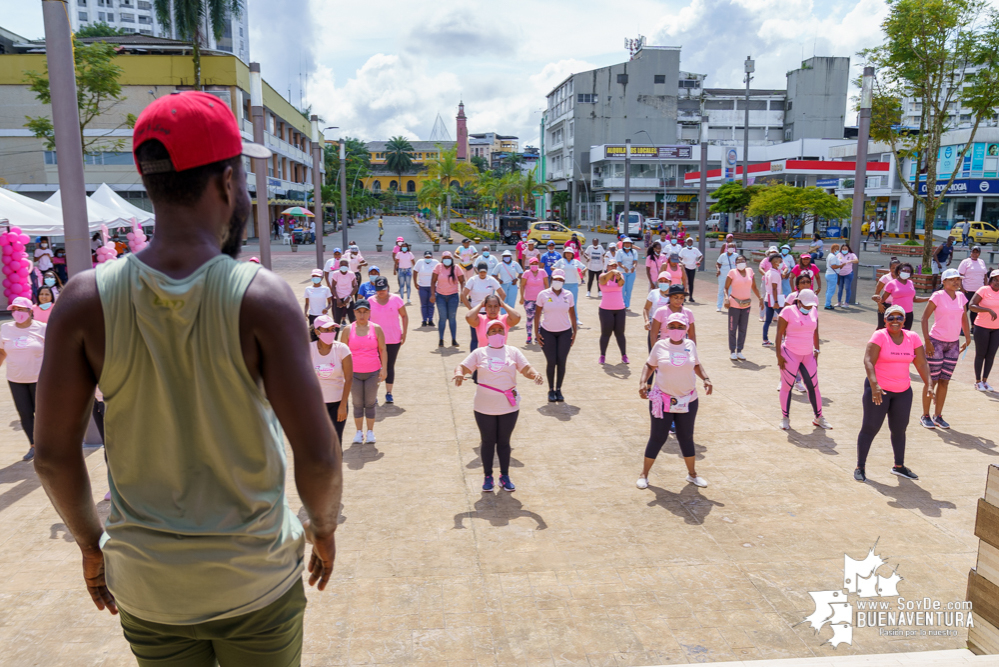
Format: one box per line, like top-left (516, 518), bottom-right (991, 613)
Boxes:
top-left (518, 258), bottom-right (548, 345)
top-left (340, 299), bottom-right (387, 447)
top-left (597, 259), bottom-right (627, 364)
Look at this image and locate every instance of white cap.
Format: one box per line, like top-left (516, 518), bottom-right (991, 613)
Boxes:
top-left (502, 249), bottom-right (512, 256)
top-left (941, 268), bottom-right (961, 280)
top-left (797, 289), bottom-right (818, 307)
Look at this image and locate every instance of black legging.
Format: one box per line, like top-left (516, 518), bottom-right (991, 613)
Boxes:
top-left (598, 307), bottom-right (627, 356)
top-left (645, 398), bottom-right (699, 458)
top-left (8, 381), bottom-right (36, 445)
top-left (385, 342), bottom-right (401, 385)
top-left (685, 268), bottom-right (697, 299)
top-left (93, 400), bottom-right (106, 442)
top-left (966, 290), bottom-right (979, 327)
top-left (474, 410), bottom-right (519, 477)
top-left (587, 269), bottom-right (602, 293)
top-left (974, 325), bottom-right (999, 382)
top-left (856, 379), bottom-right (912, 469)
top-left (539, 327), bottom-right (572, 390)
top-left (325, 401), bottom-right (346, 444)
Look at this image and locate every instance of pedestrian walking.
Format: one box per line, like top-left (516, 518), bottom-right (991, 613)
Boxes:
top-left (960, 220), bottom-right (972, 246)
top-left (534, 269), bottom-right (577, 402)
top-left (855, 305), bottom-right (933, 483)
top-left (970, 269), bottom-right (999, 392)
top-left (368, 277), bottom-right (407, 404)
top-left (874, 258), bottom-right (902, 329)
top-left (394, 241), bottom-right (415, 303)
top-left (519, 258), bottom-right (548, 345)
top-left (959, 246), bottom-right (988, 326)
top-left (342, 299), bottom-right (388, 445)
top-left (791, 254), bottom-right (821, 293)
top-left (493, 250), bottom-right (523, 309)
top-left (463, 263), bottom-right (504, 349)
top-left (644, 277), bottom-right (673, 348)
top-left (33, 286), bottom-right (56, 324)
top-left (329, 259), bottom-right (358, 325)
top-left (724, 254), bottom-right (763, 360)
top-left (456, 238), bottom-right (477, 278)
top-left (377, 216), bottom-right (384, 241)
top-left (597, 259), bottom-right (627, 364)
top-left (662, 253), bottom-right (687, 292)
top-left (304, 268), bottom-right (333, 340)
top-left (540, 241), bottom-right (561, 277)
top-left (431, 252), bottom-right (466, 347)
top-left (465, 294), bottom-right (521, 347)
top-left (2, 297), bottom-right (45, 461)
top-left (637, 312), bottom-right (712, 489)
top-left (678, 237), bottom-right (702, 302)
top-left (615, 237), bottom-right (640, 309)
top-left (453, 319), bottom-right (544, 492)
top-left (823, 243), bottom-right (843, 310)
top-left (522, 238), bottom-right (540, 268)
top-left (774, 289), bottom-right (831, 430)
top-left (414, 250), bottom-right (439, 328)
top-left (778, 245), bottom-right (793, 295)
top-left (715, 243), bottom-right (738, 312)
top-left (919, 269), bottom-right (971, 428)
top-left (645, 241), bottom-right (665, 292)
top-left (876, 217), bottom-right (885, 241)
top-left (583, 238), bottom-right (605, 296)
top-left (312, 316), bottom-right (353, 443)
top-left (932, 237), bottom-right (955, 276)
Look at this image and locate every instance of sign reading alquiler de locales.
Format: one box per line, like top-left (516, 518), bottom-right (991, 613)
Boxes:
top-left (604, 145), bottom-right (693, 160)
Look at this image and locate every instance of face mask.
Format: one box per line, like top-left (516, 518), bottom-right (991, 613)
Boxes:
top-left (670, 240), bottom-right (677, 246)
top-left (487, 333), bottom-right (505, 348)
top-left (443, 259), bottom-right (453, 266)
top-left (12, 311), bottom-right (29, 323)
top-left (483, 251), bottom-right (490, 257)
top-left (39, 302), bottom-right (52, 310)
top-left (312, 277), bottom-right (322, 284)
top-left (317, 331), bottom-right (337, 344)
top-left (798, 306), bottom-right (812, 315)
top-left (401, 247), bottom-right (408, 252)
top-left (552, 280), bottom-right (564, 290)
top-left (339, 266), bottom-right (348, 273)
top-left (899, 271), bottom-right (911, 280)
top-left (736, 262), bottom-right (746, 269)
top-left (726, 249), bottom-right (734, 255)
top-left (667, 329), bottom-right (686, 342)
top-left (503, 257), bottom-right (512, 263)
top-left (658, 282), bottom-right (669, 291)
top-left (44, 278), bottom-right (56, 287)
top-left (369, 274), bottom-right (378, 281)
top-left (41, 244), bottom-right (48, 248)
top-left (781, 249), bottom-right (789, 256)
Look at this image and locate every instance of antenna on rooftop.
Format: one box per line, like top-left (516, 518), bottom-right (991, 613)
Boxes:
top-left (625, 35), bottom-right (646, 60)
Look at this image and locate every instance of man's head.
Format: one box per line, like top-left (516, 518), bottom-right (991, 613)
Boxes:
top-left (476, 262), bottom-right (489, 277)
top-left (946, 236), bottom-right (954, 246)
top-left (546, 241), bottom-right (555, 250)
top-left (132, 91), bottom-right (271, 258)
top-left (591, 238), bottom-right (599, 246)
top-left (462, 238), bottom-right (471, 246)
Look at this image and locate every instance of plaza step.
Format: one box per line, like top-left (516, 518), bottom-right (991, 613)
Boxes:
top-left (641, 648), bottom-right (999, 667)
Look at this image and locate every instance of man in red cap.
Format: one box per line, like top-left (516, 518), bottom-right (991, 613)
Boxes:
top-left (33, 91), bottom-right (342, 664)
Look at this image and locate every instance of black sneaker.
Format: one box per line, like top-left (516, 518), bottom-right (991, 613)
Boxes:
top-left (854, 467), bottom-right (866, 482)
top-left (548, 390), bottom-right (557, 402)
top-left (439, 339), bottom-right (444, 347)
top-left (689, 297), bottom-right (695, 303)
top-left (22, 447), bottom-right (34, 462)
top-left (555, 389), bottom-right (564, 402)
top-left (451, 339), bottom-right (459, 347)
top-left (892, 465), bottom-right (918, 480)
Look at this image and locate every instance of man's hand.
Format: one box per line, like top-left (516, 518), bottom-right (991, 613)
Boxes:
top-left (303, 521), bottom-right (336, 591)
top-left (82, 547), bottom-right (118, 615)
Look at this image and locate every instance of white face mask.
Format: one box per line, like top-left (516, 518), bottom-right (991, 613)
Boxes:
top-left (899, 271), bottom-right (911, 280)
top-left (736, 262), bottom-right (747, 269)
top-left (551, 280), bottom-right (564, 290)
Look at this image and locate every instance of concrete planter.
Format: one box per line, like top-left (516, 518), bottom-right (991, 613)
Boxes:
top-left (709, 240), bottom-right (716, 248)
top-left (376, 244), bottom-right (383, 252)
top-left (881, 244), bottom-right (924, 256)
top-left (876, 269), bottom-right (939, 292)
top-left (433, 243), bottom-right (440, 252)
top-left (291, 244), bottom-right (298, 253)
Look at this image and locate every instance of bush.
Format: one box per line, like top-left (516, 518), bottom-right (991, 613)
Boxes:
top-left (451, 221), bottom-right (498, 241)
top-left (706, 232), bottom-right (721, 239)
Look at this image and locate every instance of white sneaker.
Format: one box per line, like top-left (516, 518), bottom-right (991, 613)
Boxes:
top-left (779, 417), bottom-right (790, 430)
top-left (352, 430), bottom-right (363, 444)
top-left (730, 352), bottom-right (738, 360)
top-left (976, 382), bottom-right (988, 392)
top-left (736, 352), bottom-right (746, 360)
top-left (365, 430), bottom-right (376, 444)
top-left (795, 380), bottom-right (806, 393)
top-left (777, 381), bottom-right (782, 392)
top-left (986, 382), bottom-right (997, 392)
top-left (813, 416), bottom-right (833, 430)
top-left (717, 307), bottom-right (723, 313)
top-left (636, 476), bottom-right (649, 489)
top-left (686, 474), bottom-right (708, 488)
top-left (586, 291), bottom-right (591, 298)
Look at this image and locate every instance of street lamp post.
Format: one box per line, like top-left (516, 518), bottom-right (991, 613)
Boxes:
top-left (340, 139), bottom-right (348, 252)
top-left (698, 115), bottom-right (708, 267)
top-left (42, 0), bottom-right (90, 277)
top-left (622, 139), bottom-right (631, 236)
top-left (849, 67), bottom-right (874, 305)
top-left (742, 56), bottom-right (754, 190)
top-left (310, 115), bottom-right (324, 269)
top-left (249, 63), bottom-right (272, 269)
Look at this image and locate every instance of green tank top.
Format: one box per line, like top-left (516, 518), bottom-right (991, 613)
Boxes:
top-left (96, 254), bottom-right (304, 625)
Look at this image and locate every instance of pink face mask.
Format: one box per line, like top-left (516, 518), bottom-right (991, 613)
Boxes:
top-left (317, 331), bottom-right (337, 344)
top-left (487, 333), bottom-right (505, 348)
top-left (667, 328), bottom-right (686, 342)
top-left (12, 311), bottom-right (30, 324)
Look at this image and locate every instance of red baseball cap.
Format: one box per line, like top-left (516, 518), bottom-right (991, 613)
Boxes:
top-left (132, 90), bottom-right (271, 175)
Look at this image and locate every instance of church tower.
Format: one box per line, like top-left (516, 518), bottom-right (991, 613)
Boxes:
top-left (456, 102), bottom-right (468, 160)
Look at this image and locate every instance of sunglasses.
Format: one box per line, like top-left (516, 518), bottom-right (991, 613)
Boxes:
top-left (885, 315), bottom-right (905, 322)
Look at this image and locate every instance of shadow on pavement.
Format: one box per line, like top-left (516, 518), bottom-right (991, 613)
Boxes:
top-left (0, 448), bottom-right (101, 512)
top-left (537, 403), bottom-right (581, 421)
top-left (453, 492), bottom-right (547, 530)
top-left (343, 439), bottom-right (384, 470)
top-left (933, 428), bottom-right (999, 456)
top-left (466, 446), bottom-right (524, 470)
top-left (785, 429), bottom-right (840, 455)
top-left (601, 363), bottom-right (632, 380)
top-left (864, 477), bottom-right (957, 517)
top-left (431, 346), bottom-right (464, 357)
top-left (375, 404), bottom-right (406, 422)
top-left (645, 484), bottom-right (725, 525)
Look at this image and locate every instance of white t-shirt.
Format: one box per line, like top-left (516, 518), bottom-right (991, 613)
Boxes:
top-left (646, 288), bottom-right (671, 319)
top-left (465, 275), bottom-right (501, 303)
top-left (323, 257), bottom-right (344, 280)
top-left (0, 320), bottom-right (46, 383)
top-left (311, 341), bottom-right (351, 403)
top-left (678, 246), bottom-right (702, 270)
top-left (536, 288), bottom-right (575, 332)
top-left (492, 260), bottom-right (523, 284)
top-left (647, 338), bottom-right (699, 398)
top-left (461, 346), bottom-right (529, 416)
top-left (304, 285), bottom-right (332, 316)
top-left (583, 245), bottom-right (605, 271)
top-left (34, 247), bottom-right (54, 271)
top-left (763, 268), bottom-right (784, 307)
top-left (552, 258), bottom-right (585, 284)
top-left (413, 258), bottom-right (440, 287)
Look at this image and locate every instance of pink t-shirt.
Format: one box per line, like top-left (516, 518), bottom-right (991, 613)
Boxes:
top-left (791, 265), bottom-right (818, 290)
top-left (461, 346), bottom-right (529, 415)
top-left (959, 258), bottom-right (989, 292)
top-left (646, 339), bottom-right (699, 398)
top-left (32, 305), bottom-right (53, 323)
top-left (0, 320), bottom-right (46, 383)
top-left (347, 322), bottom-right (381, 373)
top-left (645, 254), bottom-right (665, 277)
top-left (515, 241), bottom-right (525, 260)
top-left (652, 306), bottom-right (695, 339)
top-left (311, 341), bottom-right (351, 403)
top-left (882, 279), bottom-right (916, 313)
top-left (475, 313), bottom-right (510, 345)
top-left (839, 253), bottom-right (858, 276)
top-left (396, 252), bottom-right (415, 269)
top-left (928, 290), bottom-right (967, 342)
top-left (536, 287), bottom-right (575, 332)
top-left (522, 268), bottom-right (546, 301)
top-left (764, 268), bottom-right (784, 307)
top-left (663, 264), bottom-right (683, 285)
top-left (727, 267), bottom-right (754, 308)
top-left (975, 286), bottom-right (999, 330)
top-left (369, 294), bottom-right (405, 344)
top-left (779, 306), bottom-right (817, 355)
top-left (331, 270), bottom-right (356, 299)
top-left (760, 256), bottom-right (774, 273)
top-left (433, 264), bottom-right (461, 295)
top-left (600, 276), bottom-right (625, 310)
top-left (870, 328), bottom-right (923, 393)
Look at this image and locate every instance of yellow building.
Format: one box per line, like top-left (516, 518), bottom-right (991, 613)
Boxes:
top-left (363, 140), bottom-right (474, 193)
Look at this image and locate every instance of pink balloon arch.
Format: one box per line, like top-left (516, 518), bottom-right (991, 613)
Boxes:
top-left (95, 224), bottom-right (119, 264)
top-left (0, 227), bottom-right (33, 302)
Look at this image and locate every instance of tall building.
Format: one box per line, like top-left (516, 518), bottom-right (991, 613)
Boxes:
top-left (70, 0), bottom-right (249, 64)
top-left (899, 64), bottom-right (999, 131)
top-left (784, 57), bottom-right (850, 141)
top-left (455, 102), bottom-right (469, 160)
top-left (468, 132), bottom-right (519, 164)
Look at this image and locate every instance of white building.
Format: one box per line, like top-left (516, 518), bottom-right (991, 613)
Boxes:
top-left (900, 65), bottom-right (999, 132)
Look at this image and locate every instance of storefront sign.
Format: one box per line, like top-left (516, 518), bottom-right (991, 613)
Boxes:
top-left (815, 178), bottom-right (839, 187)
top-left (604, 145), bottom-right (693, 159)
top-left (658, 194), bottom-right (698, 203)
top-left (917, 178), bottom-right (999, 196)
top-left (770, 160), bottom-right (786, 173)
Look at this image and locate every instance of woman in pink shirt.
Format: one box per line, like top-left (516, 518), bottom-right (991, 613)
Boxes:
top-left (919, 269), bottom-right (971, 428)
top-left (724, 255), bottom-right (763, 360)
top-left (662, 253), bottom-right (687, 291)
top-left (328, 259), bottom-right (358, 325)
top-left (0, 297), bottom-right (46, 461)
top-left (875, 262), bottom-right (929, 330)
top-left (341, 299), bottom-right (387, 447)
top-left (644, 241), bottom-right (664, 291)
top-left (534, 269), bottom-right (577, 402)
top-left (453, 320), bottom-right (544, 493)
top-left (855, 304), bottom-right (932, 483)
top-left (774, 289), bottom-right (830, 430)
top-left (649, 281), bottom-right (696, 345)
top-left (311, 315), bottom-right (353, 443)
top-left (873, 258), bottom-right (901, 329)
top-left (518, 257), bottom-right (548, 345)
top-left (970, 269), bottom-right (999, 391)
top-left (393, 243), bottom-right (416, 303)
top-left (369, 276), bottom-right (408, 405)
top-left (597, 258), bottom-right (627, 365)
top-left (32, 286), bottom-right (56, 323)
top-left (430, 251), bottom-right (466, 348)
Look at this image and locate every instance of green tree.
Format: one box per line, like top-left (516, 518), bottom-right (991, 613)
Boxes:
top-left (75, 22), bottom-right (126, 38)
top-left (154, 0), bottom-right (243, 90)
top-left (512, 167), bottom-right (553, 212)
top-left (417, 179), bottom-right (449, 225)
top-left (500, 152), bottom-right (523, 175)
top-left (384, 136), bottom-right (414, 184)
top-left (708, 181), bottom-right (761, 218)
top-left (24, 37), bottom-right (136, 155)
top-left (425, 144), bottom-right (477, 238)
top-left (748, 185), bottom-right (851, 242)
top-left (551, 191), bottom-right (570, 220)
top-left (470, 155), bottom-right (489, 173)
top-left (861, 0), bottom-right (999, 268)
top-left (379, 188), bottom-right (397, 213)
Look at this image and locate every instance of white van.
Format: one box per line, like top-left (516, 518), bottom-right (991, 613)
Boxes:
top-left (617, 211), bottom-right (645, 238)
top-left (706, 213), bottom-right (723, 231)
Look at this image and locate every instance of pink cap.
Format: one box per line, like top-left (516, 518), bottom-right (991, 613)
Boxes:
top-left (311, 268), bottom-right (323, 277)
top-left (248, 256), bottom-right (260, 264)
top-left (7, 296), bottom-right (32, 310)
top-left (529, 257), bottom-right (539, 264)
top-left (551, 269), bottom-right (566, 279)
top-left (313, 315), bottom-right (337, 330)
top-left (666, 312), bottom-right (689, 327)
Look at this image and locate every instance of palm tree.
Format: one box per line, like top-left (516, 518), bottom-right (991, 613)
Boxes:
top-left (154, 0), bottom-right (242, 90)
top-left (425, 144), bottom-right (477, 238)
top-left (474, 172), bottom-right (504, 228)
top-left (416, 179), bottom-right (449, 228)
top-left (520, 167), bottom-right (553, 212)
top-left (384, 136), bottom-right (414, 184)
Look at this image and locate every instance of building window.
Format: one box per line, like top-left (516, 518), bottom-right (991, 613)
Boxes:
top-left (681, 80), bottom-right (699, 88)
top-left (120, 12), bottom-right (134, 22)
top-left (787, 101), bottom-right (793, 110)
top-left (389, 180), bottom-right (398, 190)
top-left (407, 180), bottom-right (416, 192)
top-left (120, 26), bottom-right (136, 33)
top-left (98, 12), bottom-right (104, 20)
top-left (79, 11), bottom-right (88, 20)
top-left (239, 26), bottom-right (243, 36)
top-left (617, 73), bottom-right (628, 84)
top-left (77, 0), bottom-right (86, 5)
top-left (107, 12), bottom-right (114, 20)
top-left (138, 15), bottom-right (151, 24)
top-left (654, 75), bottom-right (666, 84)
top-left (577, 93), bottom-right (595, 103)
top-left (120, 0), bottom-right (132, 6)
top-left (705, 100), bottom-right (734, 110)
top-left (44, 151), bottom-right (57, 165)
top-left (139, 28), bottom-right (152, 35)
top-left (138, 0), bottom-right (151, 8)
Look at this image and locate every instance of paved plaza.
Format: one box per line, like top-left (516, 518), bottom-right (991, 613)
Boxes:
top-left (0, 217), bottom-right (996, 666)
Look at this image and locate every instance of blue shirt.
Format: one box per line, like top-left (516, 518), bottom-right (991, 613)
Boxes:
top-left (357, 281), bottom-right (378, 299)
top-left (541, 251), bottom-right (561, 276)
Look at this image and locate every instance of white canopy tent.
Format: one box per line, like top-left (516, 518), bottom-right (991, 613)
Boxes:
top-left (0, 188), bottom-right (74, 234)
top-left (45, 190), bottom-right (130, 229)
top-left (90, 183), bottom-right (154, 226)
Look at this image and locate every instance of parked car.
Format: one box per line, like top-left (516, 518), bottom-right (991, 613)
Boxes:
top-left (969, 221), bottom-right (999, 244)
top-left (645, 218), bottom-right (663, 232)
top-left (526, 221), bottom-right (586, 246)
top-left (499, 213), bottom-right (536, 245)
top-left (616, 211), bottom-right (645, 238)
top-left (706, 213), bottom-right (723, 231)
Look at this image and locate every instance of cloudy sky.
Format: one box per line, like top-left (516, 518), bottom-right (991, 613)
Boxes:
top-left (7, 0), bottom-right (896, 145)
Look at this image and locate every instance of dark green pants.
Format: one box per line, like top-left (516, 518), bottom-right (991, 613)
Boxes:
top-left (118, 579), bottom-right (306, 666)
